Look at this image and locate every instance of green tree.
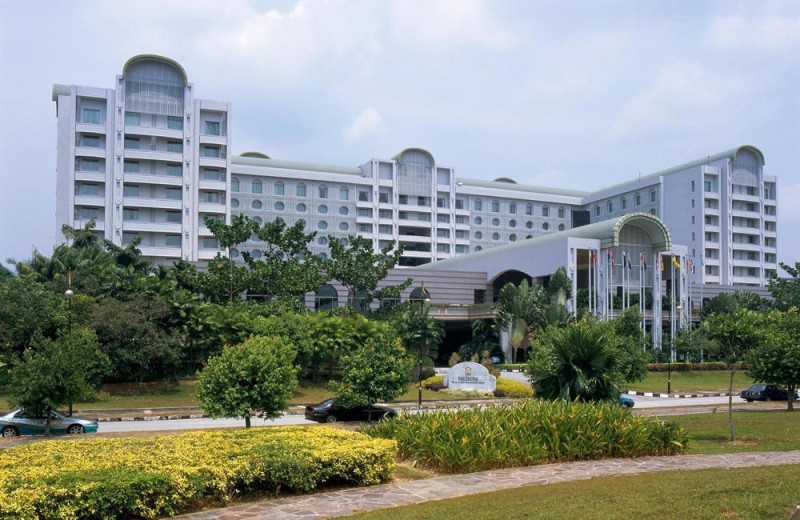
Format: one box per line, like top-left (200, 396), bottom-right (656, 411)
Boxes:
top-left (201, 214), bottom-right (258, 303)
top-left (196, 336), bottom-right (298, 428)
top-left (459, 319), bottom-right (501, 363)
top-left (390, 304), bottom-right (444, 380)
top-left (496, 279), bottom-right (548, 363)
top-left (546, 266), bottom-right (573, 300)
top-left (700, 290), bottom-right (767, 319)
top-left (331, 326), bottom-right (412, 422)
top-left (526, 320), bottom-right (622, 403)
top-left (0, 275), bottom-right (64, 353)
top-left (703, 308), bottom-right (762, 441)
top-left (747, 309), bottom-right (800, 411)
top-left (768, 262), bottom-right (800, 310)
top-left (327, 235), bottom-right (411, 313)
top-left (59, 328), bottom-right (111, 416)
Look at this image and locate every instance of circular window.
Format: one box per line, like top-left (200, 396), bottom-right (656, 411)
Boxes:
top-left (231, 248), bottom-right (240, 258)
top-left (526, 235), bottom-right (533, 239)
top-left (318, 252), bottom-right (328, 260)
top-left (318, 220), bottom-right (328, 230)
top-left (492, 232), bottom-right (500, 241)
top-left (274, 201), bottom-right (285, 211)
top-left (339, 206), bottom-right (349, 216)
top-left (339, 222), bottom-right (349, 231)
top-left (318, 236), bottom-right (328, 245)
top-left (252, 216), bottom-right (262, 224)
top-left (526, 221), bottom-right (533, 229)
top-left (231, 198), bottom-right (240, 208)
top-left (492, 218), bottom-right (500, 227)
top-left (250, 250), bottom-right (262, 259)
top-left (297, 203), bottom-right (307, 213)
top-left (474, 216), bottom-right (483, 225)
top-left (252, 200), bottom-right (263, 209)
top-left (509, 219), bottom-right (516, 228)
top-left (558, 223), bottom-right (565, 231)
top-left (475, 231), bottom-right (483, 240)
top-left (475, 246), bottom-right (482, 252)
top-left (509, 234), bottom-right (517, 242)
top-left (542, 223), bottom-right (549, 230)
top-left (318, 204), bottom-right (328, 214)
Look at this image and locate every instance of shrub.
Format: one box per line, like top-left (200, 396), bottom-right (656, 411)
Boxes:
top-left (361, 400), bottom-right (688, 474)
top-left (0, 427), bottom-right (396, 520)
top-left (647, 362), bottom-right (732, 372)
top-left (494, 378), bottom-right (533, 398)
top-left (421, 375), bottom-right (445, 391)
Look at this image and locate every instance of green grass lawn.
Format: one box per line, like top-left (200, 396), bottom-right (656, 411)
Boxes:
top-left (349, 464), bottom-right (800, 520)
top-left (672, 409), bottom-right (800, 454)
top-left (629, 369), bottom-right (754, 394)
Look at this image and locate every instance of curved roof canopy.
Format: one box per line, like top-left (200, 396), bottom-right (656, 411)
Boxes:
top-left (493, 177), bottom-right (517, 184)
top-left (240, 151), bottom-right (271, 159)
top-left (122, 54), bottom-right (188, 85)
top-left (392, 147), bottom-right (435, 165)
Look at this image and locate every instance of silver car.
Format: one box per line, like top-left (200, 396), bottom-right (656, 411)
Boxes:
top-left (0, 409), bottom-right (99, 436)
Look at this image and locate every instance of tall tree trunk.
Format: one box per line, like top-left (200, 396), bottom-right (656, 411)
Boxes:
top-left (728, 370), bottom-right (736, 442)
top-left (245, 415), bottom-right (251, 428)
top-left (45, 409), bottom-right (52, 437)
top-left (789, 384), bottom-right (796, 412)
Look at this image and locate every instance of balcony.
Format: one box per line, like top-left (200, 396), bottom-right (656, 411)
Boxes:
top-left (122, 221), bottom-right (182, 234)
top-left (124, 148), bottom-right (182, 163)
top-left (139, 246), bottom-right (182, 258)
top-left (123, 197), bottom-right (182, 210)
top-left (730, 192), bottom-right (759, 203)
top-left (124, 173), bottom-right (182, 187)
top-left (75, 171), bottom-right (106, 182)
top-left (74, 195), bottom-right (105, 206)
top-left (198, 249), bottom-right (223, 261)
top-left (731, 258), bottom-right (761, 268)
top-left (76, 122), bottom-right (106, 134)
top-left (125, 125), bottom-right (183, 140)
top-left (731, 242), bottom-right (760, 251)
top-left (75, 146), bottom-right (106, 159)
top-left (73, 218), bottom-right (104, 231)
top-left (199, 202), bottom-right (226, 214)
top-left (198, 156), bottom-right (227, 168)
top-left (199, 134), bottom-right (227, 146)
top-left (731, 275), bottom-right (761, 285)
top-left (356, 214), bottom-right (373, 224)
top-left (730, 209), bottom-right (761, 219)
top-left (199, 179), bottom-right (227, 191)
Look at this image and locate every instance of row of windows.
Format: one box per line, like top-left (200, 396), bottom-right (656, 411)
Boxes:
top-left (473, 199), bottom-right (567, 218)
top-left (472, 217), bottom-right (564, 230)
top-left (231, 180), bottom-right (351, 200)
top-left (594, 190), bottom-right (657, 216)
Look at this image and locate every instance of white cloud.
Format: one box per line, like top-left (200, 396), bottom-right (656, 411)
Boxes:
top-left (708, 14), bottom-right (800, 49)
top-left (344, 108), bottom-right (387, 143)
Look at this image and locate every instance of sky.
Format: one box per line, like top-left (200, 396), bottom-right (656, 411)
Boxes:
top-left (1, 0), bottom-right (798, 268)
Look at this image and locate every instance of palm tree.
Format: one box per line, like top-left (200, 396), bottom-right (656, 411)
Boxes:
top-left (496, 279), bottom-right (547, 363)
top-left (393, 304), bottom-right (444, 381)
top-left (532, 323), bottom-right (621, 402)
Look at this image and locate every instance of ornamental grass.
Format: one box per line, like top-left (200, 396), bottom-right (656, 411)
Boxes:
top-left (362, 400), bottom-right (688, 473)
top-left (0, 427), bottom-right (396, 520)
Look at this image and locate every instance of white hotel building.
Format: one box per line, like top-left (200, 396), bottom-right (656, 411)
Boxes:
top-left (53, 55), bottom-right (778, 290)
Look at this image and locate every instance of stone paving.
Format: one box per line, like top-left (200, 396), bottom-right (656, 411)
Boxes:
top-left (174, 450), bottom-right (800, 519)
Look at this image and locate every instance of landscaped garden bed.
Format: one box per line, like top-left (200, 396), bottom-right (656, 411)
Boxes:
top-left (362, 400), bottom-right (688, 473)
top-left (0, 427), bottom-right (396, 520)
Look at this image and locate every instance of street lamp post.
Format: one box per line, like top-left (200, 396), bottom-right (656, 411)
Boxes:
top-left (417, 283), bottom-right (431, 407)
top-left (667, 304), bottom-right (682, 396)
top-left (64, 286), bottom-right (75, 416)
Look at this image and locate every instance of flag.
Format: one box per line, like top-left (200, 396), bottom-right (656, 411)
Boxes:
top-left (672, 256), bottom-right (681, 270)
top-left (700, 256), bottom-right (705, 267)
top-left (660, 255), bottom-right (664, 271)
top-left (685, 258), bottom-right (691, 275)
top-left (592, 250), bottom-right (598, 266)
top-left (642, 253), bottom-right (648, 271)
top-left (626, 252), bottom-right (632, 270)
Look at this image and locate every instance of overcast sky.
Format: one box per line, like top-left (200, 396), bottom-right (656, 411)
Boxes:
top-left (1, 0), bottom-right (798, 268)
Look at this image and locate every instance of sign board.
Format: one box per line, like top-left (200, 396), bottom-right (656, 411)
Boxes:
top-left (444, 361), bottom-right (496, 392)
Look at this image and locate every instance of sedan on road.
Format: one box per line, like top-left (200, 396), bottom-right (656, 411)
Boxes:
top-left (740, 384), bottom-right (795, 402)
top-left (305, 399), bottom-right (397, 423)
top-left (0, 409), bottom-right (99, 437)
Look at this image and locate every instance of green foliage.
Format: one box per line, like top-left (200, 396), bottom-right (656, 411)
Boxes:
top-left (496, 279), bottom-right (548, 363)
top-left (747, 309), bottom-right (800, 411)
top-left (331, 324), bottom-right (412, 415)
top-left (421, 375), bottom-right (445, 390)
top-left (768, 261), bottom-right (800, 310)
top-left (327, 235), bottom-right (410, 313)
top-left (361, 400), bottom-right (688, 473)
top-left (196, 336), bottom-right (299, 426)
top-left (546, 266), bottom-right (573, 300)
top-left (493, 378), bottom-right (534, 398)
top-left (458, 319), bottom-right (502, 363)
top-left (0, 427), bottom-right (396, 520)
top-left (0, 276), bottom-right (64, 353)
top-left (526, 320), bottom-right (623, 402)
top-left (388, 304), bottom-right (444, 378)
top-left (700, 290), bottom-right (767, 319)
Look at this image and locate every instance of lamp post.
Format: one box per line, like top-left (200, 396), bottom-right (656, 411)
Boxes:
top-left (65, 289), bottom-right (74, 334)
top-left (417, 282), bottom-right (432, 407)
top-left (667, 304), bottom-right (682, 396)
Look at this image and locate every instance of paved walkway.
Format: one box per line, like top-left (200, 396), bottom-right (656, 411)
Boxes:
top-left (175, 450), bottom-right (800, 519)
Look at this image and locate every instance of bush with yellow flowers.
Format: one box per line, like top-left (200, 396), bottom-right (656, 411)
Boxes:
top-left (0, 427), bottom-right (396, 520)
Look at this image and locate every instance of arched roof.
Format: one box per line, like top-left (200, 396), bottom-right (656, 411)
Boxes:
top-left (240, 151), bottom-right (271, 159)
top-left (565, 212), bottom-right (672, 251)
top-left (732, 145), bottom-right (765, 165)
top-left (494, 177), bottom-right (517, 184)
top-left (392, 147), bottom-right (435, 165)
top-left (122, 54), bottom-right (188, 85)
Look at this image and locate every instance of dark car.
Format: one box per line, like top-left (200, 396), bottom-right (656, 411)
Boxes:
top-left (0, 409), bottom-right (99, 437)
top-left (741, 384), bottom-right (795, 402)
top-left (304, 399), bottom-right (397, 423)
top-left (618, 396), bottom-right (635, 409)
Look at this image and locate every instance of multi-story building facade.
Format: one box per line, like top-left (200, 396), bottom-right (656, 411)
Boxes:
top-left (53, 55), bottom-right (778, 287)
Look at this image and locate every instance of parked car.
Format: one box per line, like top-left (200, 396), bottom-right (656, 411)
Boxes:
top-left (618, 396), bottom-right (635, 409)
top-left (304, 399), bottom-right (397, 423)
top-left (741, 384), bottom-right (795, 402)
top-left (0, 409), bottom-right (99, 437)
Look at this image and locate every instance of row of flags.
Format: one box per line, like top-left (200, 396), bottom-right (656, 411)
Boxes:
top-left (589, 250), bottom-right (700, 274)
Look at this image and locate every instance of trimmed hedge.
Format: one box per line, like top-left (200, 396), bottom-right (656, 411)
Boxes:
top-left (646, 362), bottom-right (739, 372)
top-left (0, 427), bottom-right (396, 520)
top-left (421, 375), bottom-right (445, 390)
top-left (362, 400), bottom-right (688, 473)
top-left (494, 378), bottom-right (534, 398)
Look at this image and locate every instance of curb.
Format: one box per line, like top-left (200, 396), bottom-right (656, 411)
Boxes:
top-left (625, 390), bottom-right (730, 398)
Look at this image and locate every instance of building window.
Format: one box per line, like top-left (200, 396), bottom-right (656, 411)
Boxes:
top-left (81, 159), bottom-right (100, 172)
top-left (122, 208), bottom-right (138, 220)
top-left (82, 108), bottom-right (101, 124)
top-left (650, 208), bottom-right (656, 216)
top-left (166, 187), bottom-right (181, 200)
top-left (456, 215), bottom-right (467, 224)
top-left (252, 180), bottom-right (262, 194)
top-left (650, 190), bottom-right (656, 202)
top-left (315, 284), bottom-right (338, 311)
top-left (704, 180), bottom-right (712, 192)
top-left (202, 168), bottom-right (220, 180)
top-left (318, 185), bottom-right (328, 198)
top-left (203, 237), bottom-right (218, 249)
top-left (455, 199), bottom-right (464, 209)
top-left (509, 202), bottom-right (516, 214)
top-left (297, 203), bottom-right (307, 213)
top-left (275, 182), bottom-right (285, 196)
top-left (475, 246), bottom-right (483, 252)
top-left (526, 221), bottom-right (533, 229)
top-left (437, 196), bottom-right (447, 208)
top-left (379, 209), bottom-right (391, 218)
top-left (123, 137), bottom-right (139, 149)
top-left (437, 229), bottom-right (449, 238)
top-left (542, 206), bottom-right (550, 217)
top-left (203, 146), bottom-right (219, 157)
top-left (318, 204), bottom-right (328, 214)
top-left (297, 183), bottom-right (307, 197)
top-left (558, 223), bottom-right (565, 231)
top-left (491, 200), bottom-right (500, 212)
top-left (379, 224), bottom-right (391, 234)
top-left (399, 195), bottom-right (408, 205)
top-left (123, 184), bottom-right (139, 197)
top-left (359, 190), bottom-right (369, 202)
top-left (167, 141), bottom-right (183, 153)
top-left (166, 163), bottom-right (181, 177)
top-left (492, 232), bottom-right (500, 241)
top-left (231, 178), bottom-right (240, 192)
top-left (509, 219), bottom-right (517, 228)
top-left (526, 204), bottom-right (533, 216)
top-left (379, 192), bottom-right (390, 203)
top-left (123, 160), bottom-right (139, 173)
top-left (167, 116), bottom-right (183, 130)
top-left (339, 187), bottom-right (349, 200)
top-left (339, 206), bottom-right (349, 216)
top-left (542, 222), bottom-right (549, 231)
top-left (122, 232), bottom-right (139, 245)
top-left (558, 207), bottom-right (565, 218)
top-left (635, 193), bottom-right (641, 206)
top-left (474, 199), bottom-right (482, 211)
top-left (607, 201), bottom-right (613, 213)
top-left (166, 211), bottom-right (181, 223)
top-left (274, 201), bottom-right (285, 211)
top-left (231, 198), bottom-right (240, 208)
top-left (339, 222), bottom-right (349, 231)
top-left (475, 231), bottom-right (483, 240)
top-left (124, 112), bottom-right (140, 126)
top-left (203, 192), bottom-right (220, 203)
top-left (491, 218), bottom-right (500, 227)
top-left (166, 234), bottom-right (182, 247)
top-left (509, 234), bottom-right (517, 242)
top-left (437, 244), bottom-right (450, 253)
top-left (621, 198), bottom-right (627, 210)
top-left (474, 216), bottom-right (483, 225)
top-left (204, 121), bottom-right (220, 135)
top-left (595, 205), bottom-right (600, 216)
top-left (318, 220), bottom-right (328, 230)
